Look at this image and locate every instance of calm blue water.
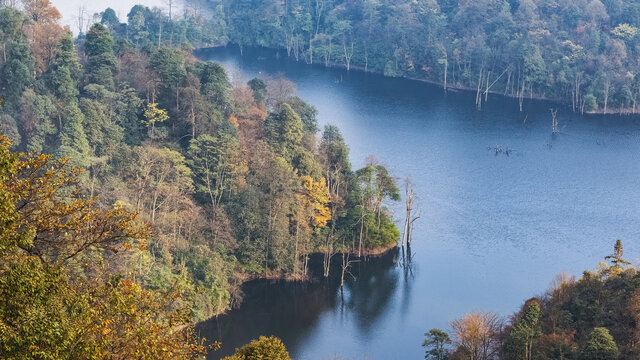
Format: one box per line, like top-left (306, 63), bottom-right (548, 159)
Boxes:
top-left (196, 46), bottom-right (640, 360)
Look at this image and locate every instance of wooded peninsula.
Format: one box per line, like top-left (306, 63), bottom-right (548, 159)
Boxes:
top-left (0, 1), bottom-right (399, 358)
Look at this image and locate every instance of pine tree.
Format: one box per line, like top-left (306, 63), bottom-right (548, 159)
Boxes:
top-left (422, 329), bottom-right (451, 360)
top-left (47, 31), bottom-right (81, 102)
top-left (57, 102), bottom-right (90, 171)
top-left (264, 103), bottom-right (304, 161)
top-left (605, 239), bottom-right (631, 269)
top-left (580, 327), bottom-right (619, 360)
top-left (84, 23), bottom-right (117, 90)
top-left (0, 41), bottom-right (35, 116)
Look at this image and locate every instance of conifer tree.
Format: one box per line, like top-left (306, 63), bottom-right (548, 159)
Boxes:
top-left (0, 41), bottom-right (35, 116)
top-left (580, 327), bottom-right (619, 360)
top-left (605, 239), bottom-right (631, 269)
top-left (57, 102), bottom-right (90, 171)
top-left (84, 23), bottom-right (117, 90)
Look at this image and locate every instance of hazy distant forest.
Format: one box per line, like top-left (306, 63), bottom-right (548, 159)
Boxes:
top-left (215, 0), bottom-right (640, 114)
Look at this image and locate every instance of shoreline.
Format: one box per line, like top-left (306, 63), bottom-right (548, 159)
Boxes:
top-left (204, 242), bottom-right (400, 318)
top-left (196, 44), bottom-right (640, 118)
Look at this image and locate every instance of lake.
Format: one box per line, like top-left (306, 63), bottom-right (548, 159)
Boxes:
top-left (195, 46), bottom-right (640, 360)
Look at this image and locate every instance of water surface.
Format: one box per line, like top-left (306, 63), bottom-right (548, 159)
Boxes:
top-left (196, 46), bottom-right (640, 360)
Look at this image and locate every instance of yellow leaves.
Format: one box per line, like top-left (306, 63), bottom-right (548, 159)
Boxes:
top-left (298, 176), bottom-right (331, 228)
top-left (142, 102), bottom-right (169, 127)
top-left (612, 23), bottom-right (638, 41)
top-left (229, 116), bottom-right (239, 127)
top-left (0, 141), bottom-right (152, 263)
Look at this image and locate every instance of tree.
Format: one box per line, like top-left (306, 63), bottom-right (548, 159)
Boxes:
top-left (0, 41), bottom-right (35, 116)
top-left (0, 7), bottom-right (24, 62)
top-left (0, 114), bottom-right (20, 146)
top-left (423, 328), bottom-right (451, 360)
top-left (46, 31), bottom-right (81, 102)
top-left (187, 132), bottom-right (244, 234)
top-left (200, 61), bottom-right (230, 110)
top-left (579, 327), bottom-right (619, 360)
top-left (504, 299), bottom-right (542, 360)
top-left (0, 134), bottom-right (212, 358)
top-left (604, 240), bottom-right (631, 270)
top-left (142, 102), bottom-right (169, 137)
top-left (85, 23), bottom-right (118, 90)
top-left (22, 0), bottom-right (63, 75)
top-left (150, 46), bottom-right (186, 106)
top-left (100, 7), bottom-right (120, 31)
top-left (222, 336), bottom-right (291, 360)
top-left (450, 312), bottom-right (503, 360)
top-left (264, 103), bottom-right (304, 161)
top-left (57, 101), bottom-right (91, 172)
top-left (248, 77), bottom-right (267, 105)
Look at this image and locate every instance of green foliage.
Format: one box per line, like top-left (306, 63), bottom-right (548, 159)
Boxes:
top-left (85, 23), bottom-right (117, 90)
top-left (580, 327), bottom-right (619, 360)
top-left (58, 102), bottom-right (90, 171)
top-left (0, 3), bottom-right (401, 336)
top-left (217, 0), bottom-right (640, 113)
top-left (423, 328), bottom-right (451, 360)
top-left (1, 41), bottom-right (35, 116)
top-left (46, 31), bottom-right (81, 102)
top-left (0, 114), bottom-right (20, 147)
top-left (605, 239), bottom-right (631, 270)
top-left (285, 96), bottom-right (318, 133)
top-left (264, 103), bottom-right (304, 161)
top-left (199, 61), bottom-right (231, 110)
top-left (150, 47), bottom-right (186, 91)
top-left (100, 8), bottom-right (120, 30)
top-left (504, 299), bottom-right (542, 360)
top-left (247, 77), bottom-right (267, 105)
top-left (222, 336), bottom-right (291, 360)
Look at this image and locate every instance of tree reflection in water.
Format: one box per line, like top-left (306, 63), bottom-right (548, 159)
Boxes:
top-left (198, 248), bottom-right (403, 359)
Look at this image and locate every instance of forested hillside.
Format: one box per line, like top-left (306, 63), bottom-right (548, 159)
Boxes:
top-left (211, 0), bottom-right (640, 114)
top-left (424, 241), bottom-right (640, 360)
top-left (0, 0), bottom-right (400, 342)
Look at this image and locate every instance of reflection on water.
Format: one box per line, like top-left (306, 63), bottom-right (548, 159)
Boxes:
top-left (196, 46), bottom-right (640, 359)
top-left (198, 250), bottom-right (401, 359)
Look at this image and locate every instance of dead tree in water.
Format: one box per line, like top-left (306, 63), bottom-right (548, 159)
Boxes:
top-left (402, 179), bottom-right (420, 247)
top-left (550, 108), bottom-right (559, 134)
top-left (340, 251), bottom-right (358, 288)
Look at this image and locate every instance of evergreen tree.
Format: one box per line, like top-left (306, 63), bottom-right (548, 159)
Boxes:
top-left (422, 329), bottom-right (451, 360)
top-left (247, 77), bottom-right (267, 105)
top-left (47, 31), bottom-right (81, 102)
top-left (200, 61), bottom-right (230, 110)
top-left (580, 327), bottom-right (619, 360)
top-left (504, 299), bottom-right (542, 360)
top-left (84, 23), bottom-right (117, 90)
top-left (100, 8), bottom-right (120, 31)
top-left (57, 102), bottom-right (90, 171)
top-left (0, 41), bottom-right (35, 116)
top-left (605, 240), bottom-right (631, 269)
top-left (264, 103), bottom-right (304, 161)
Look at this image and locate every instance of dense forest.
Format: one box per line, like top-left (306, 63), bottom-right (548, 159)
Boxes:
top-left (208, 0), bottom-right (640, 114)
top-left (0, 1), bottom-right (402, 356)
top-left (424, 240), bottom-right (640, 360)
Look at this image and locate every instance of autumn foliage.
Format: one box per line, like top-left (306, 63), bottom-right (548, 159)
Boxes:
top-left (0, 134), bottom-right (213, 359)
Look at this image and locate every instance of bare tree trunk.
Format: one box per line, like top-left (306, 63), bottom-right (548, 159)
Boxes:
top-left (603, 78), bottom-right (610, 115)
